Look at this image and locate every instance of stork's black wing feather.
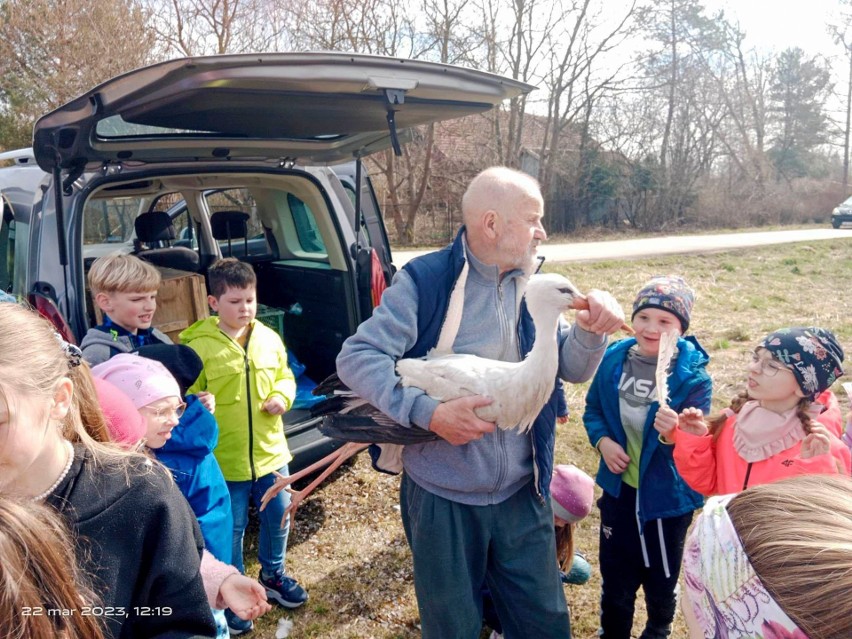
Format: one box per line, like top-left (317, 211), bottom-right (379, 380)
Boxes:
top-left (319, 414), bottom-right (439, 445)
top-left (310, 372), bottom-right (440, 444)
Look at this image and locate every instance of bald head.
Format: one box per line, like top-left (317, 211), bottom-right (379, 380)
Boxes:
top-left (461, 167), bottom-right (547, 274)
top-left (462, 167), bottom-right (543, 227)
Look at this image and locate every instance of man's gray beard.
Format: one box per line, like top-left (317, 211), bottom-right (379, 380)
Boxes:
top-left (520, 247), bottom-right (539, 276)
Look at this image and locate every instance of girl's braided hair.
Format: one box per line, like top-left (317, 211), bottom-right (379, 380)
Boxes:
top-left (706, 390), bottom-right (814, 438)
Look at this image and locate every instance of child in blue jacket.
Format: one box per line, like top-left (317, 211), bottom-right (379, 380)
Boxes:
top-left (582, 276), bottom-right (711, 639)
top-left (136, 344), bottom-right (233, 565)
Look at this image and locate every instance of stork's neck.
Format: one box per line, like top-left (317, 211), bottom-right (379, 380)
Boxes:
top-left (523, 306), bottom-right (563, 376)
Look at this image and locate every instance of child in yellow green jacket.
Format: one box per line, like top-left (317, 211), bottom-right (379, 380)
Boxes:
top-left (181, 258), bottom-right (306, 636)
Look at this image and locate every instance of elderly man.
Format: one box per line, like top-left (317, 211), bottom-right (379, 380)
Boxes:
top-left (337, 166), bottom-right (625, 638)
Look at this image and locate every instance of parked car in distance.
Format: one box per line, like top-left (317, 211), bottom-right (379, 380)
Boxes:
top-left (0, 52), bottom-right (533, 471)
top-left (831, 196), bottom-right (852, 228)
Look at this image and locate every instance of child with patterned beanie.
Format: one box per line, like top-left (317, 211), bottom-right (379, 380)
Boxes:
top-left (583, 275), bottom-right (711, 639)
top-left (668, 326), bottom-right (849, 495)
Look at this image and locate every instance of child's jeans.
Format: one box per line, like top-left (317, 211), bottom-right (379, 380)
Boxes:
top-left (227, 466), bottom-right (291, 575)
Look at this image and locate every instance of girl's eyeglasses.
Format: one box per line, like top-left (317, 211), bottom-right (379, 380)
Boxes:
top-left (141, 402), bottom-right (187, 423)
top-left (748, 352), bottom-right (789, 377)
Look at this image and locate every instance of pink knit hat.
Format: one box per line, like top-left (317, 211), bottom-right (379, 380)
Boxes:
top-left (91, 353), bottom-right (181, 409)
top-left (92, 376), bottom-right (147, 447)
top-left (550, 464), bottom-right (595, 524)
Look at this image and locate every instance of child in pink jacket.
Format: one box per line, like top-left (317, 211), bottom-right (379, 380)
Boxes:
top-left (662, 327), bottom-right (849, 495)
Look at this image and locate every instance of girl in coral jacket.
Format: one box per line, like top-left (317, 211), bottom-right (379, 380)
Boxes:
top-left (662, 326), bottom-right (849, 496)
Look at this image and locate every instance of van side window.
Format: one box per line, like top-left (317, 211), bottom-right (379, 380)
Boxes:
top-left (0, 196), bottom-right (15, 292)
top-left (287, 193), bottom-right (326, 254)
top-left (83, 197), bottom-right (143, 246)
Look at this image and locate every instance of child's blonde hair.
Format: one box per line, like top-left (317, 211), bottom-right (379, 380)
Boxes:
top-left (0, 497), bottom-right (105, 639)
top-left (727, 474), bottom-right (852, 639)
top-left (0, 303), bottom-right (149, 466)
top-left (88, 254), bottom-right (161, 296)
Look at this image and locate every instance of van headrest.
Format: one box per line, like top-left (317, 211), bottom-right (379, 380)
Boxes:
top-left (135, 211), bottom-right (176, 243)
top-left (211, 210), bottom-right (250, 241)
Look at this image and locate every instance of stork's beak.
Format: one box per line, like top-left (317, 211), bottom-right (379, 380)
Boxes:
top-left (570, 294), bottom-right (635, 334)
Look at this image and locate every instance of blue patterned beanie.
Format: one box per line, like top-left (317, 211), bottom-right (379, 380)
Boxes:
top-left (632, 275), bottom-right (695, 332)
top-left (760, 327), bottom-right (845, 400)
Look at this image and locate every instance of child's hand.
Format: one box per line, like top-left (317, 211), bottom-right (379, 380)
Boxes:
top-left (654, 406), bottom-right (679, 443)
top-left (598, 437), bottom-right (630, 475)
top-left (262, 396), bottom-right (289, 415)
top-left (196, 391), bottom-right (215, 413)
top-left (678, 407), bottom-right (709, 436)
top-left (219, 573), bottom-right (272, 621)
top-left (801, 424), bottom-right (831, 459)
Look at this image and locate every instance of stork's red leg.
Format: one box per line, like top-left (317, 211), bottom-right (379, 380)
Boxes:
top-left (259, 445), bottom-right (352, 512)
top-left (281, 442), bottom-right (370, 523)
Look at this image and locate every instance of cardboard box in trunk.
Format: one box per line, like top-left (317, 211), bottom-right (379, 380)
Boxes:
top-left (94, 267), bottom-right (209, 343)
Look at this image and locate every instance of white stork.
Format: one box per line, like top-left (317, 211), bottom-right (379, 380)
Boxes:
top-left (261, 273), bottom-right (631, 519)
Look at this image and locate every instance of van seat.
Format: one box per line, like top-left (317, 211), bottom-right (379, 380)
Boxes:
top-left (135, 211), bottom-right (201, 272)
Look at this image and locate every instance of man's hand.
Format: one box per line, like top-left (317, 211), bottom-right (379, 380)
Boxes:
top-left (262, 395), bottom-right (289, 415)
top-left (654, 405), bottom-right (679, 443)
top-left (574, 290), bottom-right (626, 335)
top-left (428, 395), bottom-right (496, 445)
top-left (598, 437), bottom-right (630, 474)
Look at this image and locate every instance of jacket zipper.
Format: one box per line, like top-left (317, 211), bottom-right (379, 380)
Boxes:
top-left (243, 326), bottom-right (256, 482)
top-left (742, 462), bottom-right (753, 491)
top-left (491, 282), bottom-right (510, 495)
top-left (511, 284), bottom-right (543, 503)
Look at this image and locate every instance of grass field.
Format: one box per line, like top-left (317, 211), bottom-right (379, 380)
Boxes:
top-left (244, 237), bottom-right (852, 639)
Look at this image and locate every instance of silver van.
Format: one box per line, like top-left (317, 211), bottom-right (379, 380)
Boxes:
top-left (0, 52), bottom-right (531, 468)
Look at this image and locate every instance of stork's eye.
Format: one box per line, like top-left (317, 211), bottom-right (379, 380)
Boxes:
top-left (558, 287), bottom-right (573, 294)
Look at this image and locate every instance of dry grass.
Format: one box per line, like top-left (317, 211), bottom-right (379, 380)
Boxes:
top-left (245, 238), bottom-right (852, 639)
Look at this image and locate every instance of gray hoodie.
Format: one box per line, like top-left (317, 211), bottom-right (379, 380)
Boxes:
top-left (80, 326), bottom-right (172, 366)
top-left (337, 249), bottom-right (606, 506)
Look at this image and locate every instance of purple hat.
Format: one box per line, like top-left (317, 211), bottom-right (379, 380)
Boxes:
top-left (632, 275), bottom-right (695, 332)
top-left (550, 465), bottom-right (595, 524)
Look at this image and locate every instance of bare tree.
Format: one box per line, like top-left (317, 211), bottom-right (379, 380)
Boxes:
top-left (145, 0), bottom-right (290, 56)
top-left (0, 0), bottom-right (157, 148)
top-left (829, 2), bottom-right (852, 195)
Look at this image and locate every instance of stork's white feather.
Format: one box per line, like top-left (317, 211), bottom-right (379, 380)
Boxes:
top-left (395, 273), bottom-right (582, 432)
top-left (655, 331), bottom-right (680, 406)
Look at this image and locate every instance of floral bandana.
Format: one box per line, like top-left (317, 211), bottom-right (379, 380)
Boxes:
top-left (760, 327), bottom-right (845, 401)
top-left (682, 496), bottom-right (809, 639)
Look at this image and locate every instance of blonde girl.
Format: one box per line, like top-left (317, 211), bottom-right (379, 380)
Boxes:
top-left (682, 474), bottom-right (852, 638)
top-left (0, 497), bottom-right (104, 639)
top-left (0, 302), bottom-right (216, 639)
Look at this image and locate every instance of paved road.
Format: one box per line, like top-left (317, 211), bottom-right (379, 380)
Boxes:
top-left (392, 228), bottom-right (850, 267)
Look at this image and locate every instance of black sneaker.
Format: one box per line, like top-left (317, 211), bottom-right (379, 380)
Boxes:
top-left (224, 608), bottom-right (254, 636)
top-left (259, 570), bottom-right (308, 609)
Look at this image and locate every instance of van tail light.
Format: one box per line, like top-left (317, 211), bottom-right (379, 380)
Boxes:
top-left (28, 291), bottom-right (77, 345)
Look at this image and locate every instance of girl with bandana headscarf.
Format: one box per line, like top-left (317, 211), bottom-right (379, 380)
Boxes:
top-left (668, 327), bottom-right (849, 495)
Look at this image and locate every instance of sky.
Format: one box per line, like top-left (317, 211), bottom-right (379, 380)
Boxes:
top-left (702, 0), bottom-right (844, 58)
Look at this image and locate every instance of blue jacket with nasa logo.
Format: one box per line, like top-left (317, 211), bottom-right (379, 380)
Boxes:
top-left (583, 335), bottom-right (711, 523)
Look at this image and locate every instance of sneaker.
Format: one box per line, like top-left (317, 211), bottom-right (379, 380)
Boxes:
top-left (260, 570), bottom-right (308, 609)
top-left (224, 608), bottom-right (253, 636)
